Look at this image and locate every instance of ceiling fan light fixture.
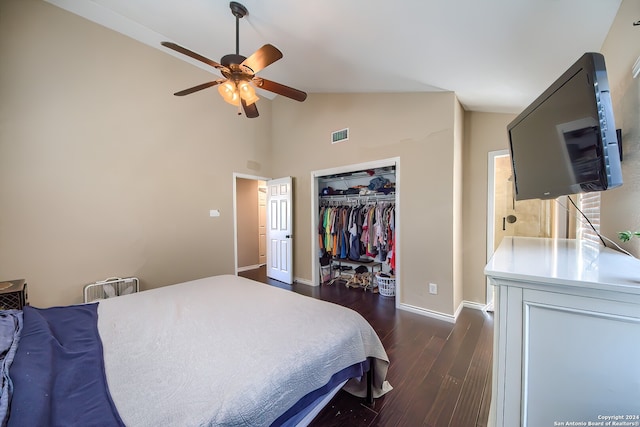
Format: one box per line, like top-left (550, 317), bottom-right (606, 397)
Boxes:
top-left (161, 1), bottom-right (306, 118)
top-left (218, 80), bottom-right (240, 106)
top-left (237, 80), bottom-right (259, 105)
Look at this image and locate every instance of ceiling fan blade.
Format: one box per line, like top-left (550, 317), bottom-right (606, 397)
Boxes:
top-left (174, 80), bottom-right (224, 96)
top-left (173, 81), bottom-right (221, 96)
top-left (161, 41), bottom-right (225, 71)
top-left (242, 99), bottom-right (259, 118)
top-left (255, 78), bottom-right (307, 102)
top-left (241, 44), bottom-right (283, 74)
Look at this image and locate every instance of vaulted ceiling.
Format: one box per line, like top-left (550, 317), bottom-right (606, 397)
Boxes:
top-left (46, 0), bottom-right (622, 113)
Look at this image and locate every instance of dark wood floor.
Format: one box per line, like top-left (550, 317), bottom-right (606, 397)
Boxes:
top-left (239, 267), bottom-right (493, 427)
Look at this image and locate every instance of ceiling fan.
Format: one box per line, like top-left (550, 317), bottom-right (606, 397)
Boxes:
top-left (161, 1), bottom-right (307, 118)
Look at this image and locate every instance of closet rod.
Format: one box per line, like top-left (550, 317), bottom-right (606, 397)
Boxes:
top-left (320, 193), bottom-right (395, 200)
top-left (320, 194), bottom-right (395, 206)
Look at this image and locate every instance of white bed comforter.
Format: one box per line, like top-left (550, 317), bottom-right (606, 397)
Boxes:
top-left (97, 275), bottom-right (391, 427)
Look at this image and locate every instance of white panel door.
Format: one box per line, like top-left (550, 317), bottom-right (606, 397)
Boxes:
top-left (266, 177), bottom-right (293, 284)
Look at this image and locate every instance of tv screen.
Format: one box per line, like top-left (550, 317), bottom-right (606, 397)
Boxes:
top-left (507, 52), bottom-right (622, 200)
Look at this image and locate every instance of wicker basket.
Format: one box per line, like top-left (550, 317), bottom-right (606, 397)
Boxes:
top-left (376, 274), bottom-right (396, 297)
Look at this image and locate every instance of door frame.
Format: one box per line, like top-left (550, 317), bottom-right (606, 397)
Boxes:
top-left (233, 172), bottom-right (271, 275)
top-left (486, 149), bottom-right (509, 306)
top-left (310, 157), bottom-right (401, 304)
top-left (486, 150), bottom-right (569, 305)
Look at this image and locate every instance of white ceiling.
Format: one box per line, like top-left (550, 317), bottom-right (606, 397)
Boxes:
top-left (46, 0), bottom-right (622, 113)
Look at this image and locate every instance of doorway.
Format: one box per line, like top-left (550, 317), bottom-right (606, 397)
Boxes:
top-left (234, 174), bottom-right (294, 285)
top-left (233, 174), bottom-right (269, 274)
top-left (486, 150), bottom-right (558, 305)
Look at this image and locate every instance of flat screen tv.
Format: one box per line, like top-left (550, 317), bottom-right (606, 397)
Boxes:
top-left (507, 52), bottom-right (622, 201)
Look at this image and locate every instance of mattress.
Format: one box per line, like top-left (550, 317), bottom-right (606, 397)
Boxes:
top-left (6, 275), bottom-right (391, 426)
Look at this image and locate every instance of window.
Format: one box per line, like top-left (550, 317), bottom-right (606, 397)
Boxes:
top-left (576, 192), bottom-right (601, 245)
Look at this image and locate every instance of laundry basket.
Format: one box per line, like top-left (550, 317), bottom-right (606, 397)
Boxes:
top-left (320, 265), bottom-right (332, 283)
top-left (376, 273), bottom-right (396, 297)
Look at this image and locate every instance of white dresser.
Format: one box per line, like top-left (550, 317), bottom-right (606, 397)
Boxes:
top-left (485, 237), bottom-right (640, 427)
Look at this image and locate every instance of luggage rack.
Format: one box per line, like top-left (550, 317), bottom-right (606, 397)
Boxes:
top-left (83, 277), bottom-right (139, 303)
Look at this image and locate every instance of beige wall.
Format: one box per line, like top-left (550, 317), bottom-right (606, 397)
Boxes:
top-left (236, 178), bottom-right (259, 268)
top-left (270, 92), bottom-right (463, 315)
top-left (462, 112), bottom-right (516, 304)
top-left (0, 0), bottom-right (272, 306)
top-left (460, 0), bottom-right (640, 303)
top-left (4, 0), bottom-right (633, 315)
top-left (600, 0), bottom-right (640, 257)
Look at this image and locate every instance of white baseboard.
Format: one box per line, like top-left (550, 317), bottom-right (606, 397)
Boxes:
top-left (399, 303), bottom-right (456, 323)
top-left (463, 300), bottom-right (489, 311)
top-left (236, 264), bottom-right (263, 273)
top-left (400, 300), bottom-right (491, 324)
top-left (456, 300), bottom-right (493, 316)
top-left (294, 277), bottom-right (314, 286)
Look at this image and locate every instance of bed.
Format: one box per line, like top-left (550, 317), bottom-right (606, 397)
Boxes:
top-left (1, 274), bottom-right (392, 426)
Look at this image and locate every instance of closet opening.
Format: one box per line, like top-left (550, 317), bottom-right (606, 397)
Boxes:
top-left (310, 158), bottom-right (400, 304)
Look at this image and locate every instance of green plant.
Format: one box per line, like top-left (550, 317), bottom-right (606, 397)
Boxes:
top-left (618, 230), bottom-right (640, 242)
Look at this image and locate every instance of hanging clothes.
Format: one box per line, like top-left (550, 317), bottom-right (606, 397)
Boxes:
top-left (318, 200), bottom-right (395, 268)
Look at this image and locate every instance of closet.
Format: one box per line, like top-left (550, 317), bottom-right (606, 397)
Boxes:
top-left (316, 165), bottom-right (397, 291)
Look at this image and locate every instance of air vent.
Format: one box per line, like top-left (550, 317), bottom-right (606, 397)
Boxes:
top-left (331, 128), bottom-right (349, 144)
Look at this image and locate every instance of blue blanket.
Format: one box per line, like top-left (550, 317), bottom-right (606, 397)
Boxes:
top-left (0, 310), bottom-right (22, 427)
top-left (8, 304), bottom-right (124, 427)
